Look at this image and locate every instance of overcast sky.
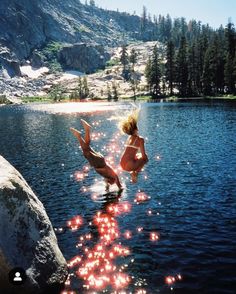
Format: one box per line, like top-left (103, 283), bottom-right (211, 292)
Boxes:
top-left (90, 0), bottom-right (236, 29)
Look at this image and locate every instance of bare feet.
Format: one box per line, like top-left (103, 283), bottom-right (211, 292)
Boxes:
top-left (130, 171), bottom-right (138, 183)
top-left (81, 119), bottom-right (92, 131)
top-left (70, 127), bottom-right (81, 139)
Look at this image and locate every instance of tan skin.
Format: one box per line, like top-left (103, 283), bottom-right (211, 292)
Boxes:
top-left (120, 128), bottom-right (148, 182)
top-left (70, 120), bottom-right (123, 191)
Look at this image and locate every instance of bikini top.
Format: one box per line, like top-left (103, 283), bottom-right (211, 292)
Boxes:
top-left (125, 136), bottom-right (139, 150)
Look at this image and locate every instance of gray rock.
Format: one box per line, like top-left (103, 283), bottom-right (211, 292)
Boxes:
top-left (0, 156), bottom-right (68, 294)
top-left (0, 46), bottom-right (21, 77)
top-left (0, 68), bottom-right (11, 79)
top-left (0, 0), bottom-right (153, 68)
top-left (58, 43), bottom-right (110, 73)
top-left (31, 50), bottom-right (44, 68)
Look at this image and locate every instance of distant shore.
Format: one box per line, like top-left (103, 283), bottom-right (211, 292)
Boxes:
top-left (1, 95), bottom-right (236, 106)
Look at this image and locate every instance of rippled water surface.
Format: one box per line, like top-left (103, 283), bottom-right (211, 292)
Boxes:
top-left (0, 101), bottom-right (236, 294)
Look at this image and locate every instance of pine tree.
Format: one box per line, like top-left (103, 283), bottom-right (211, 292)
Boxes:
top-left (153, 15), bottom-right (158, 40)
top-left (224, 54), bottom-right (234, 94)
top-left (176, 36), bottom-right (188, 96)
top-left (145, 45), bottom-right (161, 97)
top-left (120, 44), bottom-right (130, 80)
top-left (187, 42), bottom-right (199, 96)
top-left (106, 84), bottom-right (112, 101)
top-left (180, 17), bottom-right (187, 36)
top-left (75, 76), bottom-right (89, 99)
top-left (212, 35), bottom-right (225, 94)
top-left (159, 16), bottom-right (166, 42)
top-left (165, 40), bottom-right (175, 95)
top-left (83, 76), bottom-right (89, 98)
top-left (77, 77), bottom-right (83, 98)
top-left (171, 18), bottom-right (183, 47)
top-left (130, 72), bottom-right (139, 101)
top-left (224, 22), bottom-right (236, 93)
top-left (112, 82), bottom-right (119, 101)
top-left (140, 6), bottom-right (147, 39)
top-left (164, 14), bottom-right (172, 42)
top-left (194, 34), bottom-right (208, 94)
top-left (201, 35), bottom-right (223, 96)
top-left (233, 52), bottom-right (236, 94)
top-left (49, 83), bottom-right (66, 101)
top-left (145, 57), bottom-right (152, 92)
top-left (129, 48), bottom-right (137, 71)
top-left (202, 45), bottom-right (215, 95)
top-left (148, 13), bottom-right (152, 23)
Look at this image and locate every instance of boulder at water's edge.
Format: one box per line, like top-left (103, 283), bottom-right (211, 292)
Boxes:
top-left (0, 156), bottom-right (68, 294)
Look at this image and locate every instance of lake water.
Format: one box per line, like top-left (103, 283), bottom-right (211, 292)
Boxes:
top-left (0, 101), bottom-right (236, 294)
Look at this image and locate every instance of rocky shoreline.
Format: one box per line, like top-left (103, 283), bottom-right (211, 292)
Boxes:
top-left (0, 76), bottom-right (47, 104)
top-left (0, 42), bottom-right (159, 104)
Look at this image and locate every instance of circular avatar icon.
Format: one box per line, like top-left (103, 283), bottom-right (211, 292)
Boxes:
top-left (8, 267), bottom-right (27, 285)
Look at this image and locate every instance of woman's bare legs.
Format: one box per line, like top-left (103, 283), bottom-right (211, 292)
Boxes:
top-left (70, 119), bottom-right (91, 149)
top-left (70, 127), bottom-right (88, 151)
top-left (70, 120), bottom-right (106, 171)
top-left (81, 119), bottom-right (91, 145)
top-left (71, 119), bottom-right (122, 190)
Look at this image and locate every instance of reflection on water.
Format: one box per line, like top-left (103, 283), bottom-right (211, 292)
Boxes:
top-left (23, 101), bottom-right (129, 114)
top-left (65, 196), bottom-right (132, 293)
top-left (0, 101), bottom-right (236, 294)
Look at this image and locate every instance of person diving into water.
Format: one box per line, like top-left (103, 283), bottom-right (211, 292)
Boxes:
top-left (70, 119), bottom-right (123, 191)
top-left (120, 108), bottom-right (148, 183)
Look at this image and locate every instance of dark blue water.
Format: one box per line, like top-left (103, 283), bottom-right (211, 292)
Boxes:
top-left (0, 101), bottom-right (236, 294)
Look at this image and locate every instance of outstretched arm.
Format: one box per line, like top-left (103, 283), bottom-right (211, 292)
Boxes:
top-left (115, 175), bottom-right (123, 191)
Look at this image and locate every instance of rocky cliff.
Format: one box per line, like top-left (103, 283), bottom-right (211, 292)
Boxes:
top-left (0, 0), bottom-right (151, 76)
top-left (58, 43), bottom-right (110, 73)
top-left (0, 155), bottom-right (68, 293)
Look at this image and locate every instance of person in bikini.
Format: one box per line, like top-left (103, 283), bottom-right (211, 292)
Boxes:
top-left (70, 119), bottom-right (123, 191)
top-left (120, 109), bottom-right (148, 183)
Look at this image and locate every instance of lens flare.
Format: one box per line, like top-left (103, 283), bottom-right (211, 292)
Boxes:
top-left (150, 232), bottom-right (159, 241)
top-left (165, 274), bottom-right (182, 285)
top-left (67, 215), bottom-right (83, 231)
top-left (134, 191), bottom-right (150, 204)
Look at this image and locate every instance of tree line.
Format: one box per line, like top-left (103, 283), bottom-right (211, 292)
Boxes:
top-left (138, 6), bottom-right (236, 97)
top-left (49, 76), bottom-right (89, 101)
top-left (143, 21), bottom-right (236, 97)
top-left (50, 5), bottom-right (236, 99)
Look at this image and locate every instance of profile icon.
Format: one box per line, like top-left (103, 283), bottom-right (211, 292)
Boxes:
top-left (9, 267), bottom-right (26, 285)
top-left (13, 272), bottom-right (22, 282)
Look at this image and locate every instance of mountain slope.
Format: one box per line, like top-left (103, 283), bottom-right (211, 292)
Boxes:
top-left (0, 0), bottom-right (147, 61)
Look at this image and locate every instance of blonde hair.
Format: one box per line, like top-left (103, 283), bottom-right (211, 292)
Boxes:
top-left (120, 109), bottom-right (139, 135)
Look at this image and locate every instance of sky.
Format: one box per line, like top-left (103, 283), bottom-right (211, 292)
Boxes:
top-left (90, 0), bottom-right (236, 29)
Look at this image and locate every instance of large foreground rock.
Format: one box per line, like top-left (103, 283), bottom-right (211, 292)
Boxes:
top-left (0, 156), bottom-right (68, 294)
